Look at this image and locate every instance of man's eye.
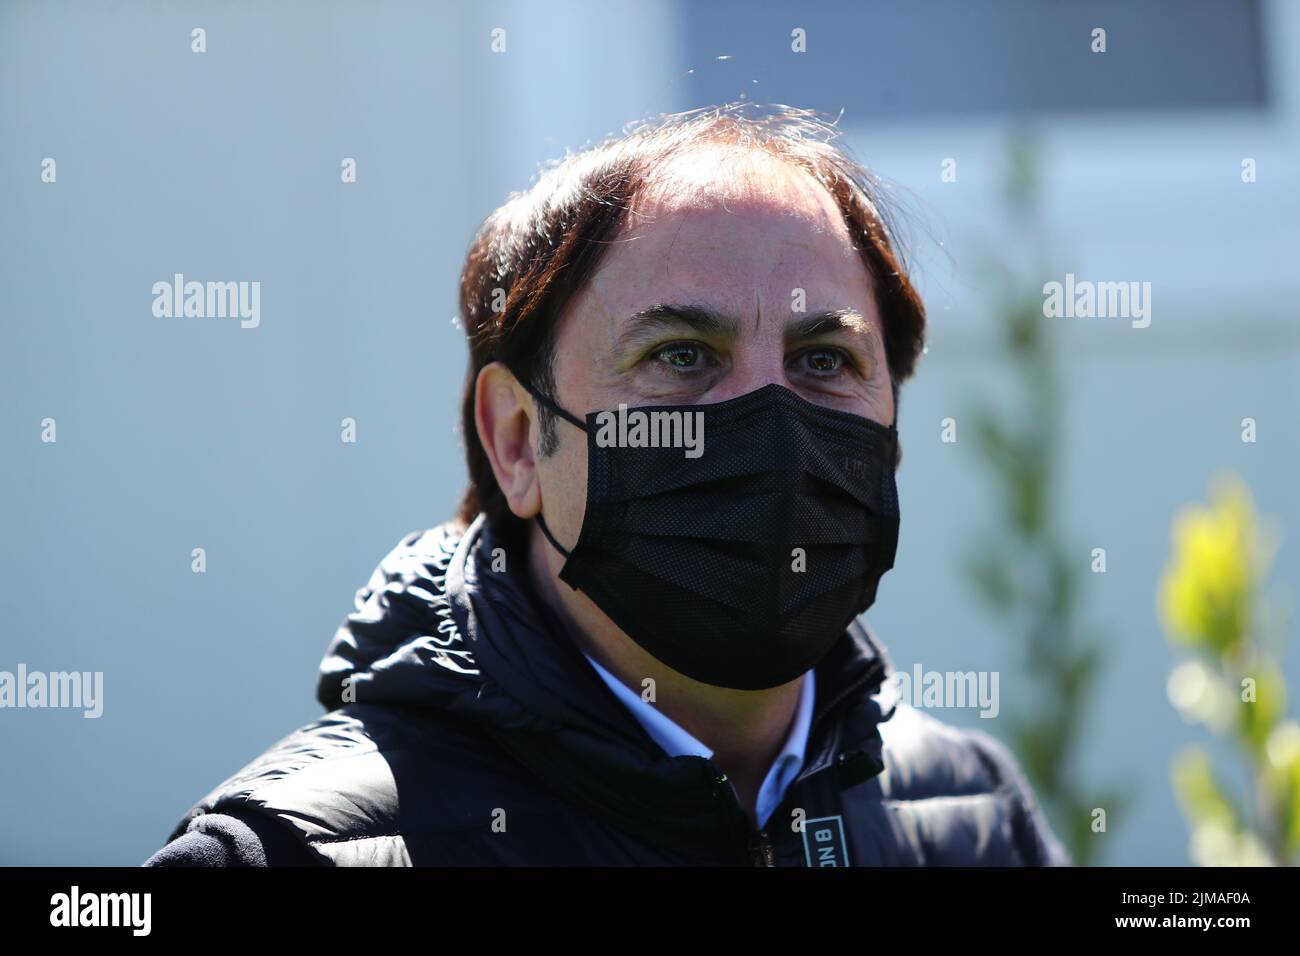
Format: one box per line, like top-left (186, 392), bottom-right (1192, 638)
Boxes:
top-left (803, 348), bottom-right (846, 373)
top-left (655, 342), bottom-right (706, 369)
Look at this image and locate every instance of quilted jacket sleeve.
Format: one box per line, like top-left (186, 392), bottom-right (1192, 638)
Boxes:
top-left (143, 809), bottom-right (322, 867)
top-left (964, 727), bottom-right (1073, 866)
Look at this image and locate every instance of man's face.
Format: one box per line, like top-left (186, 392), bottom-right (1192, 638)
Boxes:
top-left (533, 147), bottom-right (894, 554)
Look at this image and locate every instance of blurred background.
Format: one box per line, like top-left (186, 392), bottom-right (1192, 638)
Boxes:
top-left (1, 0), bottom-right (1296, 866)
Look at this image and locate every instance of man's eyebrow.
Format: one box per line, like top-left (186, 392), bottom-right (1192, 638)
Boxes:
top-left (785, 308), bottom-right (872, 341)
top-left (610, 303), bottom-right (876, 355)
top-left (612, 304), bottom-right (741, 353)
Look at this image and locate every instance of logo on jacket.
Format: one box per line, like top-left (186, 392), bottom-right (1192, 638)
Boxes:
top-left (801, 815), bottom-right (850, 867)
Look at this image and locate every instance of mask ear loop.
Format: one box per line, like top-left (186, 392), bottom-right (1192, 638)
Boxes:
top-left (514, 375), bottom-right (587, 560)
top-left (534, 512), bottom-right (573, 561)
top-left (517, 376), bottom-right (588, 432)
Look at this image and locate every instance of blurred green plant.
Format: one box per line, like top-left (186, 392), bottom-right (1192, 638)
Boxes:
top-left (1159, 474), bottom-right (1299, 866)
top-left (962, 126), bottom-right (1128, 866)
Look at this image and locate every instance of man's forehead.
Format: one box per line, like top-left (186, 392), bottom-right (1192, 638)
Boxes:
top-left (580, 199), bottom-right (871, 331)
top-left (629, 145), bottom-right (848, 233)
top-left (607, 163), bottom-right (857, 308)
top-left (547, 146), bottom-right (879, 359)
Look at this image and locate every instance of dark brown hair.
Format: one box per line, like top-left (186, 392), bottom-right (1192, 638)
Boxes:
top-left (455, 103), bottom-right (927, 531)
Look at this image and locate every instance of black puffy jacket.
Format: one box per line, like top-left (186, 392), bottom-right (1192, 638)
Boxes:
top-left (148, 514), bottom-right (1071, 867)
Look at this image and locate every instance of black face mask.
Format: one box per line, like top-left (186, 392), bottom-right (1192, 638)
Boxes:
top-left (520, 379), bottom-right (901, 691)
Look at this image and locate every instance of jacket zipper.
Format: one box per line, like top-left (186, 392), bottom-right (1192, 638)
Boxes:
top-left (711, 657), bottom-right (885, 866)
top-left (712, 771), bottom-right (776, 866)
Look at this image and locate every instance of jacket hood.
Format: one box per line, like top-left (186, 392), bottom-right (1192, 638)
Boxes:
top-left (315, 513), bottom-right (900, 853)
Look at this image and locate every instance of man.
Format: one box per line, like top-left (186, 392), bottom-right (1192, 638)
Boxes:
top-left (146, 104), bottom-right (1069, 867)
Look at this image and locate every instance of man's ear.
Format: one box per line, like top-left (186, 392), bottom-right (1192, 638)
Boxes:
top-left (475, 362), bottom-right (542, 519)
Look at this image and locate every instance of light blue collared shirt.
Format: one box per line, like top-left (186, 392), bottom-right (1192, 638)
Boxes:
top-left (581, 652), bottom-right (816, 830)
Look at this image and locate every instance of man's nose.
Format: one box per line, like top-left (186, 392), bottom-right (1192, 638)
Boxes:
top-left (706, 351), bottom-right (792, 403)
